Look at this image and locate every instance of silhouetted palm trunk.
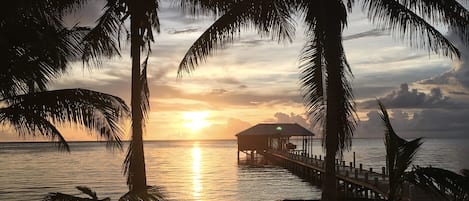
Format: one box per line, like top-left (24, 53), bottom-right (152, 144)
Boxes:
top-left (129, 1), bottom-right (147, 191)
top-left (322, 2), bottom-right (344, 200)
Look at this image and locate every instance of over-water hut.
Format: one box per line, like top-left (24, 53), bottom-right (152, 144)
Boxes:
top-left (235, 123), bottom-right (315, 161)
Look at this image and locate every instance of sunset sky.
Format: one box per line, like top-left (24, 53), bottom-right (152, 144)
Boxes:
top-left (3, 0), bottom-right (469, 141)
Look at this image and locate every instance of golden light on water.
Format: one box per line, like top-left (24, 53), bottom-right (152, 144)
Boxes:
top-left (191, 143), bottom-right (203, 198)
top-left (183, 111), bottom-right (211, 132)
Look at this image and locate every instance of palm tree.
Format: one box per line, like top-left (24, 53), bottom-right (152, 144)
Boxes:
top-left (78, 0), bottom-right (160, 195)
top-left (177, 1), bottom-right (469, 200)
top-left (1, 0), bottom-right (129, 151)
top-left (379, 101), bottom-right (469, 201)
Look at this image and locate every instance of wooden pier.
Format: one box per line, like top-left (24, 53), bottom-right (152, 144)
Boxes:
top-left (264, 150), bottom-right (389, 200)
top-left (236, 123), bottom-right (443, 201)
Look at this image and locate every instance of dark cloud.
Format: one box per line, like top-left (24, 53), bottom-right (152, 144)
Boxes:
top-left (166, 27), bottom-right (200, 34)
top-left (419, 31), bottom-right (469, 90)
top-left (353, 86), bottom-right (394, 99)
top-left (355, 54), bottom-right (429, 65)
top-left (359, 83), bottom-right (460, 109)
top-left (236, 39), bottom-right (272, 47)
top-left (355, 108), bottom-right (469, 138)
top-left (210, 88), bottom-right (228, 95)
top-left (448, 91), bottom-right (469, 95)
top-left (343, 29), bottom-right (387, 41)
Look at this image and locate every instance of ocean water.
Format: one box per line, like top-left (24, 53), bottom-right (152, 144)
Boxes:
top-left (0, 138), bottom-right (468, 201)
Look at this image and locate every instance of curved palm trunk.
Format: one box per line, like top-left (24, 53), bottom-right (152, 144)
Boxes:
top-left (321, 2), bottom-right (345, 200)
top-left (129, 4), bottom-right (147, 191)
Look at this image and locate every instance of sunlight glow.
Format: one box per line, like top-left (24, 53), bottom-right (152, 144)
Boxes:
top-left (191, 143), bottom-right (203, 198)
top-left (183, 111), bottom-right (211, 132)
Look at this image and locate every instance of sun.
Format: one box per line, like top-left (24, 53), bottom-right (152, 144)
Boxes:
top-left (182, 111), bottom-right (211, 132)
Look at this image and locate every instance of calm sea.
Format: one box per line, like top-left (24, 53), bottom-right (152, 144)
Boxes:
top-left (0, 138), bottom-right (468, 201)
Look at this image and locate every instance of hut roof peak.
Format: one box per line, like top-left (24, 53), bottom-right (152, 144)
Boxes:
top-left (235, 123), bottom-right (314, 137)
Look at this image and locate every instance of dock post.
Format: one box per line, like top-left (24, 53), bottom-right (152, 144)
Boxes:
top-left (382, 167), bottom-right (386, 179)
top-left (353, 152), bottom-right (356, 168)
top-left (369, 168), bottom-right (373, 173)
top-left (237, 150), bottom-right (240, 163)
top-left (349, 162), bottom-right (353, 171)
top-left (360, 163), bottom-right (363, 172)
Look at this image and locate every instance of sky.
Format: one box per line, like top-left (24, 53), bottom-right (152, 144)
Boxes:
top-left (2, 0), bottom-right (469, 141)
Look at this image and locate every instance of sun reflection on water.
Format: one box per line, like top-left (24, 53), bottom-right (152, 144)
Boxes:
top-left (191, 142), bottom-right (203, 199)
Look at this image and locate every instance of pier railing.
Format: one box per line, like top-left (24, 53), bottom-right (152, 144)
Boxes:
top-left (266, 149), bottom-right (391, 200)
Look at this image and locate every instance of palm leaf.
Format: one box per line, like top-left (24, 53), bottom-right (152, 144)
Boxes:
top-left (119, 186), bottom-right (166, 201)
top-left (1, 89), bottom-right (130, 150)
top-left (178, 0), bottom-right (296, 76)
top-left (361, 0), bottom-right (460, 59)
top-left (76, 186), bottom-right (98, 200)
top-left (406, 167), bottom-right (469, 201)
top-left (81, 0), bottom-right (123, 66)
top-left (378, 100), bottom-right (423, 200)
top-left (0, 106), bottom-right (71, 151)
top-left (398, 0), bottom-right (469, 46)
top-left (43, 186), bottom-right (110, 201)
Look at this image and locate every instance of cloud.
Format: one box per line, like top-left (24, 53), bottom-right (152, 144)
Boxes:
top-left (359, 83), bottom-right (459, 109)
top-left (195, 118), bottom-right (252, 139)
top-left (355, 108), bottom-right (469, 138)
top-left (210, 88), bottom-right (228, 95)
top-left (418, 31), bottom-right (469, 94)
top-left (262, 112), bottom-right (311, 130)
top-left (343, 29), bottom-right (387, 41)
top-left (166, 27), bottom-right (201, 34)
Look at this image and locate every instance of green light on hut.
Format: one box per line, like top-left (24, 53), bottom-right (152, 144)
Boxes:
top-left (276, 126), bottom-right (283, 131)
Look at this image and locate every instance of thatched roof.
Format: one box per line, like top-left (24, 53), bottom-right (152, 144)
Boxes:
top-left (235, 123), bottom-right (314, 137)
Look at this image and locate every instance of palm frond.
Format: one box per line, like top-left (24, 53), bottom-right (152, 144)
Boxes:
top-left (378, 100), bottom-right (423, 200)
top-left (361, 0), bottom-right (460, 59)
top-left (178, 0), bottom-right (296, 76)
top-left (76, 186), bottom-right (98, 200)
top-left (81, 1), bottom-right (123, 66)
top-left (1, 89), bottom-right (130, 150)
top-left (299, 22), bottom-right (326, 142)
top-left (1, 11), bottom-right (89, 97)
top-left (405, 167), bottom-right (469, 201)
top-left (119, 186), bottom-right (166, 201)
top-left (298, 0), bottom-right (356, 156)
top-left (179, 0), bottom-right (238, 16)
top-left (0, 107), bottom-right (70, 151)
top-left (140, 54), bottom-right (150, 118)
top-left (43, 186), bottom-right (110, 201)
top-left (398, 0), bottom-right (469, 46)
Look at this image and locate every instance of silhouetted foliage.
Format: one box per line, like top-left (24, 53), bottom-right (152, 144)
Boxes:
top-left (44, 186), bottom-right (110, 201)
top-left (0, 0), bottom-right (129, 151)
top-left (81, 0), bottom-right (160, 192)
top-left (43, 186), bottom-right (166, 201)
top-left (379, 101), bottom-right (469, 201)
top-left (177, 1), bottom-right (469, 200)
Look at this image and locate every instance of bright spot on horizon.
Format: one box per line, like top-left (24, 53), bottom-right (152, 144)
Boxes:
top-left (183, 111), bottom-right (211, 132)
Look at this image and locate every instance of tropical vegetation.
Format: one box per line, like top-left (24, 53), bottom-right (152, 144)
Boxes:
top-left (1, 1), bottom-right (129, 151)
top-left (177, 1), bottom-right (469, 200)
top-left (79, 0), bottom-right (160, 197)
top-left (379, 101), bottom-right (469, 201)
